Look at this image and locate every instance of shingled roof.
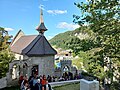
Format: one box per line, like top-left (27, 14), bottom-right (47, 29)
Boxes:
top-left (36, 23), bottom-right (47, 32)
top-left (11, 35), bottom-right (57, 56)
top-left (10, 35), bottom-right (37, 54)
top-left (21, 35), bottom-right (57, 56)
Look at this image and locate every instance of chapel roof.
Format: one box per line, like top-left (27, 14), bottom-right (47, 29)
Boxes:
top-left (10, 35), bottom-right (57, 56)
top-left (22, 35), bottom-right (57, 56)
top-left (10, 35), bottom-right (37, 54)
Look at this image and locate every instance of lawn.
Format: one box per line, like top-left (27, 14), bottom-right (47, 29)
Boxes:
top-left (53, 83), bottom-right (80, 90)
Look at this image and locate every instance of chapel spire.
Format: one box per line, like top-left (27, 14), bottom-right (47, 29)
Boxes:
top-left (40, 7), bottom-right (44, 23)
top-left (36, 7), bottom-right (47, 35)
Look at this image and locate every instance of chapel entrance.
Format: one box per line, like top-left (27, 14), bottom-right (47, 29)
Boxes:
top-left (31, 65), bottom-right (38, 76)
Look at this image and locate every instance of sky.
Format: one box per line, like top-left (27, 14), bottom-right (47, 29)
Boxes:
top-left (0, 0), bottom-right (85, 40)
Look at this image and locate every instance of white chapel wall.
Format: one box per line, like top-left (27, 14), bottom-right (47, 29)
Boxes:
top-left (14, 53), bottom-right (23, 60)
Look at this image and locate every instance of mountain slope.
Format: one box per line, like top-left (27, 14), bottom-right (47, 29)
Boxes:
top-left (49, 26), bottom-right (94, 50)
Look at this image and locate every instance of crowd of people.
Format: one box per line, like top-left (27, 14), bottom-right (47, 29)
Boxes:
top-left (58, 72), bottom-right (82, 81)
top-left (19, 72), bottom-right (82, 90)
top-left (19, 73), bottom-right (52, 90)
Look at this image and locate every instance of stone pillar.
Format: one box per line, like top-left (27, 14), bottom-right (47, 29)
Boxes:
top-left (38, 64), bottom-right (42, 76)
top-left (80, 79), bottom-right (99, 90)
top-left (27, 65), bottom-right (32, 77)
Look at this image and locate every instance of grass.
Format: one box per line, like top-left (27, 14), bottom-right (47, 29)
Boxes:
top-left (0, 83), bottom-right (80, 90)
top-left (53, 83), bottom-right (80, 90)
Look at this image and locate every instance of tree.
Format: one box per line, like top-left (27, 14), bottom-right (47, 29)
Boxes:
top-left (74, 0), bottom-right (120, 88)
top-left (0, 27), bottom-right (14, 78)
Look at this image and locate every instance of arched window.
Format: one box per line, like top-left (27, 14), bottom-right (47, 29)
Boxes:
top-left (12, 64), bottom-right (19, 79)
top-left (63, 66), bottom-right (69, 72)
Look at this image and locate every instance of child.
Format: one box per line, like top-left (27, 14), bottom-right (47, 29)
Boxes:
top-left (46, 80), bottom-right (52, 90)
top-left (22, 80), bottom-right (30, 90)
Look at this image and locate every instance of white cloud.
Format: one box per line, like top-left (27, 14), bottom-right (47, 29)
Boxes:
top-left (47, 10), bottom-right (67, 15)
top-left (47, 36), bottom-right (54, 40)
top-left (57, 22), bottom-right (80, 30)
top-left (4, 28), bottom-right (14, 31)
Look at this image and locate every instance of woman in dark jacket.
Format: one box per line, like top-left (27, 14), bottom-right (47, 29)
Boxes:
top-left (35, 79), bottom-right (42, 90)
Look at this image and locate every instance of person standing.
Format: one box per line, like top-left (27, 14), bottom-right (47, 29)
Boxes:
top-left (29, 73), bottom-right (38, 90)
top-left (46, 80), bottom-right (52, 90)
top-left (41, 75), bottom-right (47, 90)
top-left (35, 79), bottom-right (42, 90)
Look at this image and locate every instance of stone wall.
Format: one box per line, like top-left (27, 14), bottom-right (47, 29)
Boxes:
top-left (0, 77), bottom-right (7, 89)
top-left (30, 55), bottom-right (55, 76)
top-left (80, 79), bottom-right (99, 90)
top-left (3, 54), bottom-right (55, 88)
top-left (55, 60), bottom-right (77, 77)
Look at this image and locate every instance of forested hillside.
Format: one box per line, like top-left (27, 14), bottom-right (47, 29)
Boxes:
top-left (49, 26), bottom-right (96, 55)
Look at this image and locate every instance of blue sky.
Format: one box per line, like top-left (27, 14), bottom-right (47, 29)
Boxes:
top-left (0, 0), bottom-right (85, 39)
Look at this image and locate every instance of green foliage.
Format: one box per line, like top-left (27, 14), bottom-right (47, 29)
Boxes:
top-left (72, 57), bottom-right (83, 70)
top-left (0, 27), bottom-right (9, 51)
top-left (50, 26), bottom-right (96, 55)
top-left (0, 27), bottom-right (14, 78)
top-left (50, 1), bottom-right (120, 87)
top-left (74, 0), bottom-right (120, 86)
top-left (49, 31), bottom-right (74, 49)
top-left (111, 81), bottom-right (120, 90)
top-left (0, 50), bottom-right (14, 78)
top-left (65, 37), bottom-right (81, 55)
top-left (81, 48), bottom-right (105, 80)
top-left (74, 0), bottom-right (120, 58)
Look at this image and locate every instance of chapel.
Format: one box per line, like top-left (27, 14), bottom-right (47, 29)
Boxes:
top-left (7, 8), bottom-right (57, 86)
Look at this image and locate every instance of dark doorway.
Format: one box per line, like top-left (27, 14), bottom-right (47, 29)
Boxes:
top-left (31, 65), bottom-right (38, 76)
